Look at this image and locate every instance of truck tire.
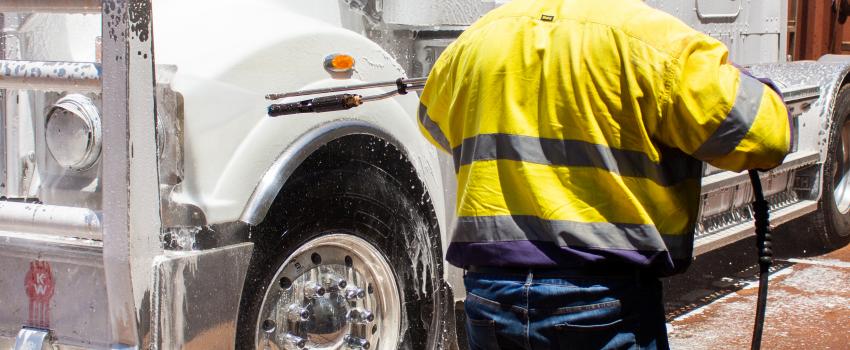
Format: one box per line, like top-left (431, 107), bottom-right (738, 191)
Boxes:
top-left (235, 160), bottom-right (445, 350)
top-left (810, 84), bottom-right (850, 249)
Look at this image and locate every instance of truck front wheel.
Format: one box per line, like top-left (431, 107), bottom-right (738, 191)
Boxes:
top-left (236, 159), bottom-right (445, 349)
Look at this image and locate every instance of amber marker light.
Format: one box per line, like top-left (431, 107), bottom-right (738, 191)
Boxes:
top-left (324, 53), bottom-right (356, 73)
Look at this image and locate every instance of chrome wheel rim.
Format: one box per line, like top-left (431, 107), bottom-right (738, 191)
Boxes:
top-left (256, 234), bottom-right (401, 350)
top-left (834, 119), bottom-right (850, 215)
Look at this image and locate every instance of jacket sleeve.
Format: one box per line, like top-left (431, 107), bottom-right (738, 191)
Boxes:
top-left (417, 48), bottom-right (455, 154)
top-left (656, 32), bottom-right (791, 172)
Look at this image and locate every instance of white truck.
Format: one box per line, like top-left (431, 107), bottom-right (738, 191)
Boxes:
top-left (0, 0), bottom-right (848, 349)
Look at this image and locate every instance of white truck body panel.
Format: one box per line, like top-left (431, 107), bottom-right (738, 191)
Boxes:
top-left (152, 0), bottom-right (448, 234)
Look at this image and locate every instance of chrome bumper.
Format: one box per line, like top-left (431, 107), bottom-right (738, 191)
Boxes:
top-left (0, 229), bottom-right (254, 349)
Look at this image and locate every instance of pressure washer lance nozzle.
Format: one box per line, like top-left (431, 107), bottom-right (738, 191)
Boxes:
top-left (268, 93), bottom-right (363, 117)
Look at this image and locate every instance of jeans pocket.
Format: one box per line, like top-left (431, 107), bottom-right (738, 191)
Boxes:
top-left (467, 318), bottom-right (501, 350)
top-left (552, 305), bottom-right (638, 350)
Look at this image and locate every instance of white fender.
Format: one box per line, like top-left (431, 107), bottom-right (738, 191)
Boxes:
top-left (152, 0), bottom-right (450, 249)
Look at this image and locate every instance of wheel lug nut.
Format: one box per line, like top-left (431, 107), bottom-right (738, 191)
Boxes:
top-left (287, 304), bottom-right (309, 322)
top-left (285, 333), bottom-right (307, 348)
top-left (347, 308), bottom-right (374, 323)
top-left (344, 334), bottom-right (370, 349)
top-left (304, 281), bottom-right (325, 298)
top-left (261, 319), bottom-right (276, 334)
top-left (345, 287), bottom-right (366, 301)
top-left (322, 277), bottom-right (347, 291)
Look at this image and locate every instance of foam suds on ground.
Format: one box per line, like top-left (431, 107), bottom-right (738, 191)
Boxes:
top-left (668, 258), bottom-right (850, 349)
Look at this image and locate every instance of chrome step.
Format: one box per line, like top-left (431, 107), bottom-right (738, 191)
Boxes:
top-left (0, 60), bottom-right (101, 93)
top-left (694, 199), bottom-right (818, 255)
top-left (0, 0), bottom-right (101, 14)
top-left (701, 151), bottom-right (820, 193)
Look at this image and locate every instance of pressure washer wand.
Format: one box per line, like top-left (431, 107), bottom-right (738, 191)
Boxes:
top-left (266, 78), bottom-right (426, 117)
top-left (748, 169), bottom-right (773, 350)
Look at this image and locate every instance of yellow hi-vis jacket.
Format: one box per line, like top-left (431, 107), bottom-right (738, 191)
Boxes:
top-left (418, 0), bottom-right (790, 273)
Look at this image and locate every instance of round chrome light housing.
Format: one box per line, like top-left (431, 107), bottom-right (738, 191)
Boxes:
top-left (45, 94), bottom-right (102, 171)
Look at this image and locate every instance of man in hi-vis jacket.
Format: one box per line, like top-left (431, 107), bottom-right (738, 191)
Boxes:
top-left (418, 0), bottom-right (791, 349)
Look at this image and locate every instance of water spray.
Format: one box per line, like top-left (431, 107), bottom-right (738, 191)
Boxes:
top-left (266, 78), bottom-right (774, 349)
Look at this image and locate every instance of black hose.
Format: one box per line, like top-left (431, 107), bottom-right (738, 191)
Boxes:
top-left (748, 170), bottom-right (773, 350)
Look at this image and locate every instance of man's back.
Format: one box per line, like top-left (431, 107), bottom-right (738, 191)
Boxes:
top-left (418, 0), bottom-right (791, 348)
top-left (419, 0), bottom-right (790, 274)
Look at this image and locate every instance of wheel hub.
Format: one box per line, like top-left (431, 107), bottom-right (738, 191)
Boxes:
top-left (306, 290), bottom-right (348, 336)
top-left (256, 234), bottom-right (400, 350)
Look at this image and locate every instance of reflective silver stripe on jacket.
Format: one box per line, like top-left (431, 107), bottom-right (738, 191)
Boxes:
top-left (452, 215), bottom-right (688, 252)
top-left (693, 72), bottom-right (765, 159)
top-left (418, 103), bottom-right (452, 151)
top-left (451, 134), bottom-right (701, 186)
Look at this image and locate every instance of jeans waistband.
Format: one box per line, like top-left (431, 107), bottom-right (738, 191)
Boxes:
top-left (466, 265), bottom-right (643, 278)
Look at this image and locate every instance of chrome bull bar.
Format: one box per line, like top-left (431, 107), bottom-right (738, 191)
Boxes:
top-left (0, 201), bottom-right (102, 240)
top-left (0, 60), bottom-right (101, 93)
top-left (2, 0), bottom-right (162, 348)
top-left (0, 0), bottom-right (101, 13)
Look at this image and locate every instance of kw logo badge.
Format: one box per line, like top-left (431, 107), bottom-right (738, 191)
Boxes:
top-left (25, 260), bottom-right (55, 328)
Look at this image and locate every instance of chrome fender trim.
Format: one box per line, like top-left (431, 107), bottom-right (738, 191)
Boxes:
top-left (239, 119), bottom-right (403, 226)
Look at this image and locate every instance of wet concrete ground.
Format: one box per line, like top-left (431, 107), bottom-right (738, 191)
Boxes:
top-left (664, 226), bottom-right (850, 349)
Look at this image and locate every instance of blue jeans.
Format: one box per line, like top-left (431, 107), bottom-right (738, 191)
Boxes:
top-left (463, 269), bottom-right (669, 350)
